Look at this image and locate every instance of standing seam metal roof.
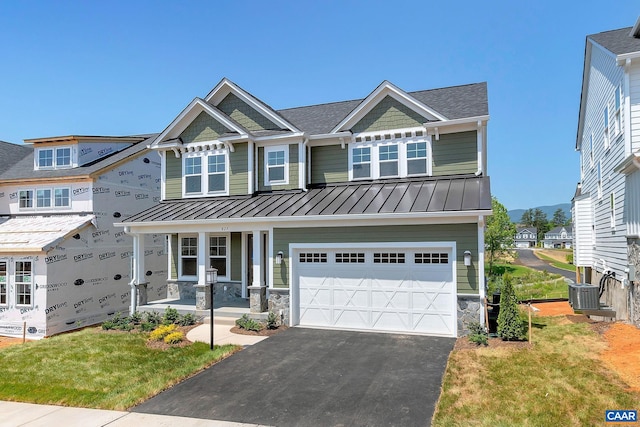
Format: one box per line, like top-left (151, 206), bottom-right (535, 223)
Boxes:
top-left (123, 176), bottom-right (491, 224)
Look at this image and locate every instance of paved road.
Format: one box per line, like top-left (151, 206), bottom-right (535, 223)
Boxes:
top-left (133, 328), bottom-right (455, 427)
top-left (515, 249), bottom-right (576, 281)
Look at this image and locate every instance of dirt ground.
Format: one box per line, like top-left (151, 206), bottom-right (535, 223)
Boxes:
top-left (536, 249), bottom-right (572, 263)
top-left (0, 336), bottom-right (27, 349)
top-left (531, 301), bottom-right (640, 391)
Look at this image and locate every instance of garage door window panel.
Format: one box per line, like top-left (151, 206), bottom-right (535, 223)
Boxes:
top-left (335, 253), bottom-right (365, 263)
top-left (373, 253), bottom-right (405, 264)
top-left (415, 253), bottom-right (449, 264)
top-left (299, 253), bottom-right (327, 263)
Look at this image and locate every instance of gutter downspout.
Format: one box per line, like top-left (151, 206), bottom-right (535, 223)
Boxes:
top-left (124, 226), bottom-right (138, 315)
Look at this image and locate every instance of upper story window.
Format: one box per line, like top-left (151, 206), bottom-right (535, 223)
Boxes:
top-left (35, 146), bottom-right (73, 170)
top-left (264, 145), bottom-right (288, 186)
top-left (603, 106), bottom-right (610, 150)
top-left (589, 132), bottom-right (594, 168)
top-left (18, 187), bottom-right (71, 211)
top-left (183, 150), bottom-right (228, 197)
top-left (614, 85), bottom-right (622, 136)
top-left (349, 131), bottom-right (430, 180)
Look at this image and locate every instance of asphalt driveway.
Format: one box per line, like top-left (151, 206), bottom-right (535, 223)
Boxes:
top-left (132, 327), bottom-right (455, 426)
top-left (515, 248), bottom-right (575, 281)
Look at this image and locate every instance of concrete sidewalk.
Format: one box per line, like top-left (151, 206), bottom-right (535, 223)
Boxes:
top-left (0, 401), bottom-right (271, 426)
top-left (186, 317), bottom-right (268, 346)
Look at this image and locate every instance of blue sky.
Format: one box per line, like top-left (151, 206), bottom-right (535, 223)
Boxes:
top-left (0, 1), bottom-right (638, 210)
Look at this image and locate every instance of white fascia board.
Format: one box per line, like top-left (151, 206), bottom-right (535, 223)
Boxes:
top-left (253, 132), bottom-right (305, 143)
top-left (616, 51), bottom-right (640, 64)
top-left (308, 131), bottom-right (353, 141)
top-left (116, 209), bottom-right (492, 234)
top-left (423, 115), bottom-right (490, 133)
top-left (576, 41), bottom-right (594, 149)
top-left (205, 78), bottom-right (300, 132)
top-left (149, 98), bottom-right (247, 149)
top-left (331, 81), bottom-right (448, 133)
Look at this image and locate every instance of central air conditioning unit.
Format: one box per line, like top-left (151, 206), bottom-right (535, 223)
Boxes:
top-left (568, 283), bottom-right (600, 310)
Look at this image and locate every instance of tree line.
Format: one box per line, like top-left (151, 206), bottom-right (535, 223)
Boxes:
top-left (519, 208), bottom-right (571, 241)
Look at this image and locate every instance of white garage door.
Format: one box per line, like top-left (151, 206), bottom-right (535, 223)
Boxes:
top-left (293, 244), bottom-right (457, 337)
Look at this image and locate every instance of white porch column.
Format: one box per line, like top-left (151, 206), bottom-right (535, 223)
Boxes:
top-left (478, 217), bottom-right (486, 328)
top-left (130, 233), bottom-right (146, 314)
top-left (198, 231), bottom-right (207, 286)
top-left (252, 230), bottom-right (262, 287)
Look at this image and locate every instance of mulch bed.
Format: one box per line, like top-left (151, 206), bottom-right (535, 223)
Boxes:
top-left (230, 324), bottom-right (289, 336)
top-left (454, 336), bottom-right (530, 351)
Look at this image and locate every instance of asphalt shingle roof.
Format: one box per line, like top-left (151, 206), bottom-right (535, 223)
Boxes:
top-left (589, 27), bottom-right (640, 56)
top-left (0, 134), bottom-right (158, 181)
top-left (276, 83), bottom-right (488, 135)
top-left (0, 141), bottom-right (30, 174)
top-left (123, 175), bottom-right (491, 224)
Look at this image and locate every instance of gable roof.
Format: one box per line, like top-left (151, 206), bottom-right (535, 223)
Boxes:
top-left (0, 134), bottom-right (157, 182)
top-left (589, 26), bottom-right (640, 56)
top-left (516, 227), bottom-right (537, 234)
top-left (0, 141), bottom-right (30, 173)
top-left (546, 226), bottom-right (569, 235)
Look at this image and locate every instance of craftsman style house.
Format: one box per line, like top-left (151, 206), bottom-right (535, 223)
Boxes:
top-left (120, 78), bottom-right (492, 337)
top-left (514, 227), bottom-right (537, 248)
top-left (0, 135), bottom-right (166, 338)
top-left (574, 17), bottom-right (640, 323)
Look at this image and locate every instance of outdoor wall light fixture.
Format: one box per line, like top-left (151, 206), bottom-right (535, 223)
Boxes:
top-left (464, 250), bottom-right (472, 267)
top-left (276, 251), bottom-right (284, 265)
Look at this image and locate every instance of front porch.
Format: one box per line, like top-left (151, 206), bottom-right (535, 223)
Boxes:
top-left (137, 297), bottom-right (269, 320)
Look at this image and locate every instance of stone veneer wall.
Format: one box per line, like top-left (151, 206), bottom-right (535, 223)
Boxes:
top-left (167, 281), bottom-right (243, 303)
top-left (268, 289), bottom-right (290, 325)
top-left (457, 295), bottom-right (482, 336)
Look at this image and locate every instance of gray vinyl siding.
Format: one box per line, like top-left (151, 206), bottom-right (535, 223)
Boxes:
top-left (165, 155), bottom-right (182, 200)
top-left (179, 111), bottom-right (232, 143)
top-left (272, 223), bottom-right (479, 293)
top-left (579, 43), bottom-right (629, 278)
top-left (258, 144), bottom-right (299, 191)
top-left (170, 234), bottom-right (178, 280)
top-left (230, 232), bottom-right (242, 281)
top-left (310, 145), bottom-right (348, 184)
top-left (229, 143), bottom-right (248, 195)
top-left (352, 95), bottom-right (425, 133)
top-left (432, 131), bottom-right (478, 176)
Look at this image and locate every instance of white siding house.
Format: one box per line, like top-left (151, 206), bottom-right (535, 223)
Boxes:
top-left (574, 17), bottom-right (640, 323)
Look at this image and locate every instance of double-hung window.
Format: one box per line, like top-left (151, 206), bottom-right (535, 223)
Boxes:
top-left (265, 145), bottom-right (288, 186)
top-left (37, 189), bottom-right (51, 208)
top-left (180, 236), bottom-right (198, 277)
top-left (54, 188), bottom-right (70, 207)
top-left (208, 154), bottom-right (226, 193)
top-left (0, 261), bottom-right (6, 306)
top-left (35, 146), bottom-right (72, 169)
top-left (209, 236), bottom-right (227, 277)
top-left (407, 142), bottom-right (427, 175)
top-left (15, 261), bottom-right (32, 306)
top-left (604, 106), bottom-right (610, 149)
top-left (19, 190), bottom-right (33, 209)
top-left (352, 147), bottom-right (371, 179)
top-left (379, 145), bottom-right (399, 177)
top-left (184, 157), bottom-right (202, 194)
top-left (614, 85), bottom-right (622, 136)
top-left (184, 150), bottom-right (228, 197)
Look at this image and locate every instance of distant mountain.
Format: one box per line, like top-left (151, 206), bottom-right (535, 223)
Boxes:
top-left (508, 203), bottom-right (571, 224)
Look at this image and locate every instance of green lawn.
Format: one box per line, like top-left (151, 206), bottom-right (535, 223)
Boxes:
top-left (488, 263), bottom-right (568, 300)
top-left (0, 327), bottom-right (239, 410)
top-left (433, 317), bottom-right (640, 426)
top-left (536, 252), bottom-right (575, 272)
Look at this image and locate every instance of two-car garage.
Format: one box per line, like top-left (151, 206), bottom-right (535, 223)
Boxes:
top-left (290, 243), bottom-right (458, 337)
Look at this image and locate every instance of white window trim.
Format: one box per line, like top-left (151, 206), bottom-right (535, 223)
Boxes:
top-left (0, 260), bottom-right (7, 307)
top-left (604, 105), bottom-right (610, 150)
top-left (348, 130), bottom-right (431, 181)
top-left (589, 132), bottom-right (594, 169)
top-left (182, 149), bottom-right (230, 198)
top-left (34, 146), bottom-right (74, 170)
top-left (178, 234), bottom-right (198, 280)
top-left (208, 233), bottom-right (231, 281)
top-left (610, 192), bottom-right (616, 230)
top-left (18, 187), bottom-right (72, 211)
top-left (597, 160), bottom-right (602, 200)
top-left (614, 84), bottom-right (622, 138)
top-left (14, 260), bottom-right (33, 307)
top-left (264, 145), bottom-right (289, 186)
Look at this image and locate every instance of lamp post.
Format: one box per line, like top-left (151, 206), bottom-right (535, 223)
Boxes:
top-left (206, 268), bottom-right (218, 351)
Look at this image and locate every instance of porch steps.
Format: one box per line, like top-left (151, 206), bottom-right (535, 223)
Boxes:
top-left (136, 298), bottom-right (268, 321)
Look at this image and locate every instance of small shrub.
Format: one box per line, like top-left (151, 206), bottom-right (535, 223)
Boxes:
top-left (101, 320), bottom-right (116, 330)
top-left (236, 314), bottom-right (263, 332)
top-left (140, 321), bottom-right (156, 332)
top-left (144, 311), bottom-right (162, 326)
top-left (266, 311), bottom-right (279, 330)
top-left (150, 324), bottom-right (177, 341)
top-left (497, 273), bottom-right (526, 341)
top-left (163, 331), bottom-right (184, 344)
top-left (566, 253), bottom-right (574, 264)
top-left (178, 313), bottom-right (196, 326)
top-left (129, 311), bottom-right (143, 325)
top-left (467, 321), bottom-right (488, 346)
top-left (163, 307), bottom-right (181, 325)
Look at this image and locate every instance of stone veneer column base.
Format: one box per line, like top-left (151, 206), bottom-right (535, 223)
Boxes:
top-left (457, 295), bottom-right (482, 336)
top-left (249, 286), bottom-right (267, 313)
top-left (268, 288), bottom-right (290, 325)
